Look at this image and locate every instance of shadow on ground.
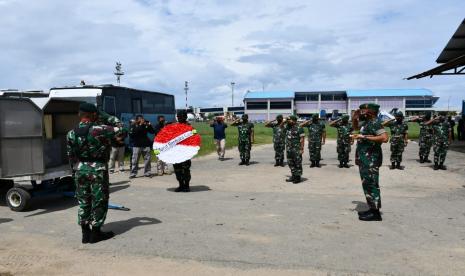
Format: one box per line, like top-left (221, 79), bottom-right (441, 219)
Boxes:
top-left (166, 185), bottom-right (211, 192)
top-left (0, 218), bottom-right (13, 224)
top-left (104, 216), bottom-right (162, 235)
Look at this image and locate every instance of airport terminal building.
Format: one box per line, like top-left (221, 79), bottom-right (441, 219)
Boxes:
top-left (243, 89), bottom-right (438, 121)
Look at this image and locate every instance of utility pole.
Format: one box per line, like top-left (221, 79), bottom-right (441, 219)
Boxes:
top-left (231, 82), bottom-right (235, 107)
top-left (114, 62), bottom-right (124, 85)
top-left (184, 81), bottom-right (189, 111)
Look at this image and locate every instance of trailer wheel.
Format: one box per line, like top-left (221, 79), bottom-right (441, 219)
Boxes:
top-left (6, 187), bottom-right (31, 212)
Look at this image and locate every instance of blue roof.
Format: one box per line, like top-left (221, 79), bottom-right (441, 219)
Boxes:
top-left (244, 91), bottom-right (295, 99)
top-left (346, 89), bottom-right (433, 97)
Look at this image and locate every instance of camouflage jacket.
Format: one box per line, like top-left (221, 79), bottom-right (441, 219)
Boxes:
top-left (432, 121), bottom-right (451, 143)
top-left (334, 121), bottom-right (353, 144)
top-left (418, 121), bottom-right (433, 139)
top-left (285, 125), bottom-right (305, 153)
top-left (306, 121), bottom-right (325, 143)
top-left (356, 119), bottom-right (386, 167)
top-left (270, 122), bottom-right (286, 144)
top-left (386, 121), bottom-right (408, 143)
top-left (237, 122), bottom-right (254, 143)
top-left (67, 116), bottom-right (121, 171)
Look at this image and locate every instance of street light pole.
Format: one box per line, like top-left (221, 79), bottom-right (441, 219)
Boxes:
top-left (184, 81), bottom-right (189, 111)
top-left (231, 82), bottom-right (235, 107)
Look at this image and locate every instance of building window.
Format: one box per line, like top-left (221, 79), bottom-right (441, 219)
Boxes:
top-left (270, 101), bottom-right (292, 109)
top-left (333, 94), bottom-right (347, 101)
top-left (132, 98), bottom-right (142, 114)
top-left (246, 102), bottom-right (268, 110)
top-left (295, 94), bottom-right (318, 101)
top-left (103, 96), bottom-right (116, 115)
top-left (321, 94), bottom-right (333, 101)
top-left (308, 95), bottom-right (318, 101)
top-left (406, 99), bottom-right (433, 108)
top-left (295, 94), bottom-right (307, 101)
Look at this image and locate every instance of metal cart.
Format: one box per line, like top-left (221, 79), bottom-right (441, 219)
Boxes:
top-left (0, 97), bottom-right (80, 211)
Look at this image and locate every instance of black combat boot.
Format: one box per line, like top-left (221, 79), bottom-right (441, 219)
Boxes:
top-left (310, 161), bottom-right (315, 168)
top-left (285, 176), bottom-right (294, 182)
top-left (433, 163), bottom-right (439, 170)
top-left (357, 209), bottom-right (371, 216)
top-left (292, 176), bottom-right (301, 184)
top-left (424, 157), bottom-right (432, 163)
top-left (239, 159), bottom-right (245, 165)
top-left (396, 162), bottom-right (403, 170)
top-left (343, 161), bottom-right (350, 168)
top-left (390, 162), bottom-right (396, 170)
top-left (419, 156), bottom-right (424, 163)
top-left (358, 209), bottom-right (382, 221)
top-left (274, 160), bottom-right (279, 167)
top-left (245, 159), bottom-right (250, 166)
top-left (439, 163), bottom-right (447, 170)
top-left (89, 227), bottom-right (115, 243)
top-left (81, 224), bottom-right (91, 244)
top-left (174, 180), bottom-right (184, 192)
top-left (182, 180), bottom-right (191, 192)
top-left (338, 161), bottom-right (344, 168)
top-left (280, 160), bottom-right (285, 167)
top-left (316, 160), bottom-right (321, 168)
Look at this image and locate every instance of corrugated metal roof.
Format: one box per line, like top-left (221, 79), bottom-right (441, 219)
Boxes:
top-left (346, 89), bottom-right (433, 97)
top-left (244, 91), bottom-right (295, 99)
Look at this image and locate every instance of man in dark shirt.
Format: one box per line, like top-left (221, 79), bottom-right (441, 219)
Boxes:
top-left (210, 116), bottom-right (228, 160)
top-left (129, 115), bottom-right (155, 178)
top-left (458, 116), bottom-right (465, 141)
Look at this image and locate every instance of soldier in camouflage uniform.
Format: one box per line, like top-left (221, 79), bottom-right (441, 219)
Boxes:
top-left (265, 115), bottom-right (286, 167)
top-left (232, 114), bottom-right (254, 166)
top-left (426, 113), bottom-right (452, 170)
top-left (283, 115), bottom-right (305, 184)
top-left (300, 114), bottom-right (326, 168)
top-left (352, 103), bottom-right (389, 221)
top-left (382, 111), bottom-right (408, 170)
top-left (411, 113), bottom-right (433, 163)
top-left (329, 115), bottom-right (353, 168)
top-left (67, 103), bottom-right (121, 244)
top-left (172, 110), bottom-right (194, 192)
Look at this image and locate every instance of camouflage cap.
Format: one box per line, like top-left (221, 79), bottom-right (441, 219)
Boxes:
top-left (395, 111), bottom-right (404, 117)
top-left (289, 115), bottom-right (298, 121)
top-left (276, 114), bottom-right (283, 120)
top-left (438, 111), bottom-right (448, 116)
top-left (341, 115), bottom-right (350, 120)
top-left (242, 114), bottom-right (249, 119)
top-left (79, 102), bottom-right (97, 113)
top-left (312, 113), bottom-right (319, 119)
top-left (359, 103), bottom-right (380, 112)
top-left (177, 109), bottom-right (188, 117)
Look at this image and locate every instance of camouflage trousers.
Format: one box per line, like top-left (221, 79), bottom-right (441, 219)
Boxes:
top-left (238, 141), bottom-right (251, 161)
top-left (433, 141), bottom-right (448, 164)
top-left (390, 139), bottom-right (406, 163)
top-left (308, 141), bottom-right (322, 162)
top-left (287, 151), bottom-right (302, 177)
top-left (75, 169), bottom-right (109, 227)
top-left (173, 160), bottom-right (191, 184)
top-left (274, 141), bottom-right (285, 161)
top-left (358, 163), bottom-right (381, 210)
top-left (337, 141), bottom-right (351, 162)
top-left (419, 135), bottom-right (432, 159)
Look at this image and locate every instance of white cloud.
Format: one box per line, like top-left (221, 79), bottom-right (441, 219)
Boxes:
top-left (0, 0), bottom-right (464, 108)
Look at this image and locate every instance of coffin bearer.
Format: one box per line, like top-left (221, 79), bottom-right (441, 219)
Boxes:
top-left (283, 115), bottom-right (305, 183)
top-left (129, 115), bottom-right (155, 178)
top-left (426, 112), bottom-right (452, 170)
top-left (382, 111), bottom-right (408, 170)
top-left (352, 103), bottom-right (389, 221)
top-left (265, 115), bottom-right (286, 167)
top-left (329, 115), bottom-right (353, 168)
top-left (67, 103), bottom-right (121, 243)
top-left (232, 114), bottom-right (254, 166)
top-left (300, 114), bottom-right (326, 168)
top-left (411, 113), bottom-right (433, 163)
top-left (210, 116), bottom-right (228, 160)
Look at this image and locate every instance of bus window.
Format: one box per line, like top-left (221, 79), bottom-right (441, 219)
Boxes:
top-left (132, 98), bottom-right (142, 114)
top-left (103, 96), bottom-right (116, 115)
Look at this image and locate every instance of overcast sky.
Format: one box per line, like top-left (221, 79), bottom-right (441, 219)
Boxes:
top-left (0, 0), bottom-right (464, 108)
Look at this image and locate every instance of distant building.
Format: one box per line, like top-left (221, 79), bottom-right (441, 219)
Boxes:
top-left (243, 89), bottom-right (438, 121)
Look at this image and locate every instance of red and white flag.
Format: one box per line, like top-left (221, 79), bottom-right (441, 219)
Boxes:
top-left (153, 123), bottom-right (201, 164)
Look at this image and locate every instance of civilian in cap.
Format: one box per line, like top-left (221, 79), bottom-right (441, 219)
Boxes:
top-left (352, 103), bottom-right (388, 221)
top-left (210, 116), bottom-right (228, 161)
